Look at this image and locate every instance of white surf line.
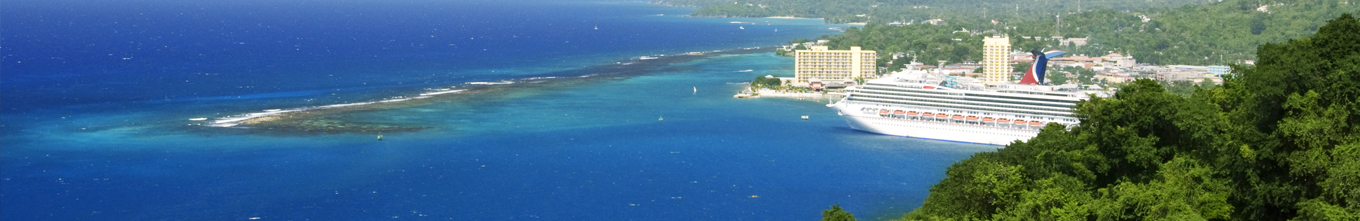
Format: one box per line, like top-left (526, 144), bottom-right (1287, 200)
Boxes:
top-left (419, 89), bottom-right (468, 96)
top-left (204, 47), bottom-right (768, 128)
top-left (207, 88), bottom-right (469, 127)
top-left (464, 80), bottom-right (515, 85)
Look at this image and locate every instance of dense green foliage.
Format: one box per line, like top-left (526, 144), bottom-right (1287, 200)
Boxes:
top-left (896, 13), bottom-right (1360, 220)
top-left (660, 0), bottom-right (1359, 66)
top-left (821, 24), bottom-right (984, 67)
top-left (1043, 0), bottom-right (1360, 65)
top-left (652, 0), bottom-right (1194, 24)
top-left (750, 75), bottom-right (783, 89)
top-left (1163, 80), bottom-right (1218, 97)
top-left (821, 0), bottom-right (1357, 66)
top-left (823, 204), bottom-right (858, 221)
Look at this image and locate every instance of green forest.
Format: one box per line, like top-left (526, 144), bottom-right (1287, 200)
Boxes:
top-left (651, 0), bottom-right (1196, 24)
top-left (659, 0), bottom-right (1359, 65)
top-left (819, 13), bottom-right (1358, 221)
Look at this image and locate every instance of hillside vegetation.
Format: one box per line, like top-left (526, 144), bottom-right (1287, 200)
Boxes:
top-left (661, 0), bottom-right (1358, 65)
top-left (651, 0), bottom-right (1195, 24)
top-left (892, 13), bottom-right (1359, 220)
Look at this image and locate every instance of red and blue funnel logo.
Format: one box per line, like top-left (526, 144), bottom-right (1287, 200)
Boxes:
top-left (1018, 49), bottom-right (1066, 85)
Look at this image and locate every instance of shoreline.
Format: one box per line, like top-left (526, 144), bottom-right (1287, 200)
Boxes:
top-left (734, 88), bottom-right (839, 103)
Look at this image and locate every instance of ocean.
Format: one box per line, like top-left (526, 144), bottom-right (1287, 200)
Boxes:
top-left (0, 0), bottom-right (995, 220)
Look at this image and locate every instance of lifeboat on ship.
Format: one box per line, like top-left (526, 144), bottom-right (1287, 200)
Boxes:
top-left (966, 116), bottom-right (980, 121)
top-left (951, 115), bottom-right (965, 120)
top-left (997, 118), bottom-right (1011, 128)
top-left (879, 109), bottom-right (890, 116)
top-left (921, 112), bottom-right (934, 119)
top-left (904, 111), bottom-right (921, 120)
top-left (1014, 120), bottom-right (1029, 129)
top-left (982, 117), bottom-right (995, 122)
top-left (1030, 121), bottom-right (1044, 127)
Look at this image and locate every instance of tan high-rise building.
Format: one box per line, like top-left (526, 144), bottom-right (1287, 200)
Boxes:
top-left (794, 46), bottom-right (877, 84)
top-left (982, 35), bottom-right (1012, 84)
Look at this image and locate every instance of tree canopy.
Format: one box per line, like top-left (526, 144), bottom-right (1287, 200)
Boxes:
top-left (823, 204), bottom-right (858, 221)
top-left (663, 0), bottom-right (1360, 66)
top-left (894, 12), bottom-right (1360, 220)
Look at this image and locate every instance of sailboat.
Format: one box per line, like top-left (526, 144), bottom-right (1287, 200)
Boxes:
top-left (594, 26), bottom-right (598, 30)
top-left (658, 116), bottom-right (664, 121)
top-left (739, 26), bottom-right (744, 30)
top-left (693, 86), bottom-right (697, 94)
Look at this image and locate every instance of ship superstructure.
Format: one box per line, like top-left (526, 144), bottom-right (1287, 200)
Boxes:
top-left (831, 56), bottom-right (1109, 145)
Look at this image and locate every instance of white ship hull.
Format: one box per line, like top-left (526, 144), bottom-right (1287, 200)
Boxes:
top-left (826, 68), bottom-right (1108, 146)
top-left (835, 104), bottom-right (1038, 145)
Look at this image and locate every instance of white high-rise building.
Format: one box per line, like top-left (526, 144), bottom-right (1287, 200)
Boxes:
top-left (794, 46), bottom-right (877, 85)
top-left (983, 35), bottom-right (1012, 84)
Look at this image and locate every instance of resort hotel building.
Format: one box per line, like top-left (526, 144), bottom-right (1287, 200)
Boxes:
top-left (794, 46), bottom-right (877, 90)
top-left (982, 35), bottom-right (1012, 85)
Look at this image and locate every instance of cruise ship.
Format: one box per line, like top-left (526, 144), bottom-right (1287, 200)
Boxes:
top-left (830, 51), bottom-right (1110, 145)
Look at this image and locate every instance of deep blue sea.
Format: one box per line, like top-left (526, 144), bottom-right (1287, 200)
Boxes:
top-left (1, 0), bottom-right (995, 220)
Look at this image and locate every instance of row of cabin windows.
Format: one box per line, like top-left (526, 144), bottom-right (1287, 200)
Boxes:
top-left (867, 116), bottom-right (1049, 131)
top-left (862, 84), bottom-right (1082, 103)
top-left (860, 104), bottom-right (1078, 123)
top-left (848, 96), bottom-right (1072, 117)
top-left (851, 93), bottom-right (1073, 113)
top-left (858, 88), bottom-right (1076, 109)
top-left (860, 85), bottom-right (1080, 105)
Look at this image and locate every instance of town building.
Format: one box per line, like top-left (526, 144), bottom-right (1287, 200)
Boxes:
top-left (1208, 65), bottom-right (1230, 77)
top-left (982, 35), bottom-right (1012, 85)
top-left (794, 46), bottom-right (877, 89)
top-left (1101, 53), bottom-right (1137, 68)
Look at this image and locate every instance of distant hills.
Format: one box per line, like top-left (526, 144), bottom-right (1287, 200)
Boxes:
top-left (652, 0), bottom-right (1199, 23)
top-left (656, 0), bottom-right (1360, 65)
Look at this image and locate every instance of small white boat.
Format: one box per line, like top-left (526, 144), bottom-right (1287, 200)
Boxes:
top-left (739, 26), bottom-right (744, 30)
top-left (639, 56), bottom-right (658, 60)
top-left (189, 118), bottom-right (207, 121)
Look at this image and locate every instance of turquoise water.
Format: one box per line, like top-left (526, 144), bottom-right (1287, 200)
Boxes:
top-left (1, 0), bottom-right (994, 220)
